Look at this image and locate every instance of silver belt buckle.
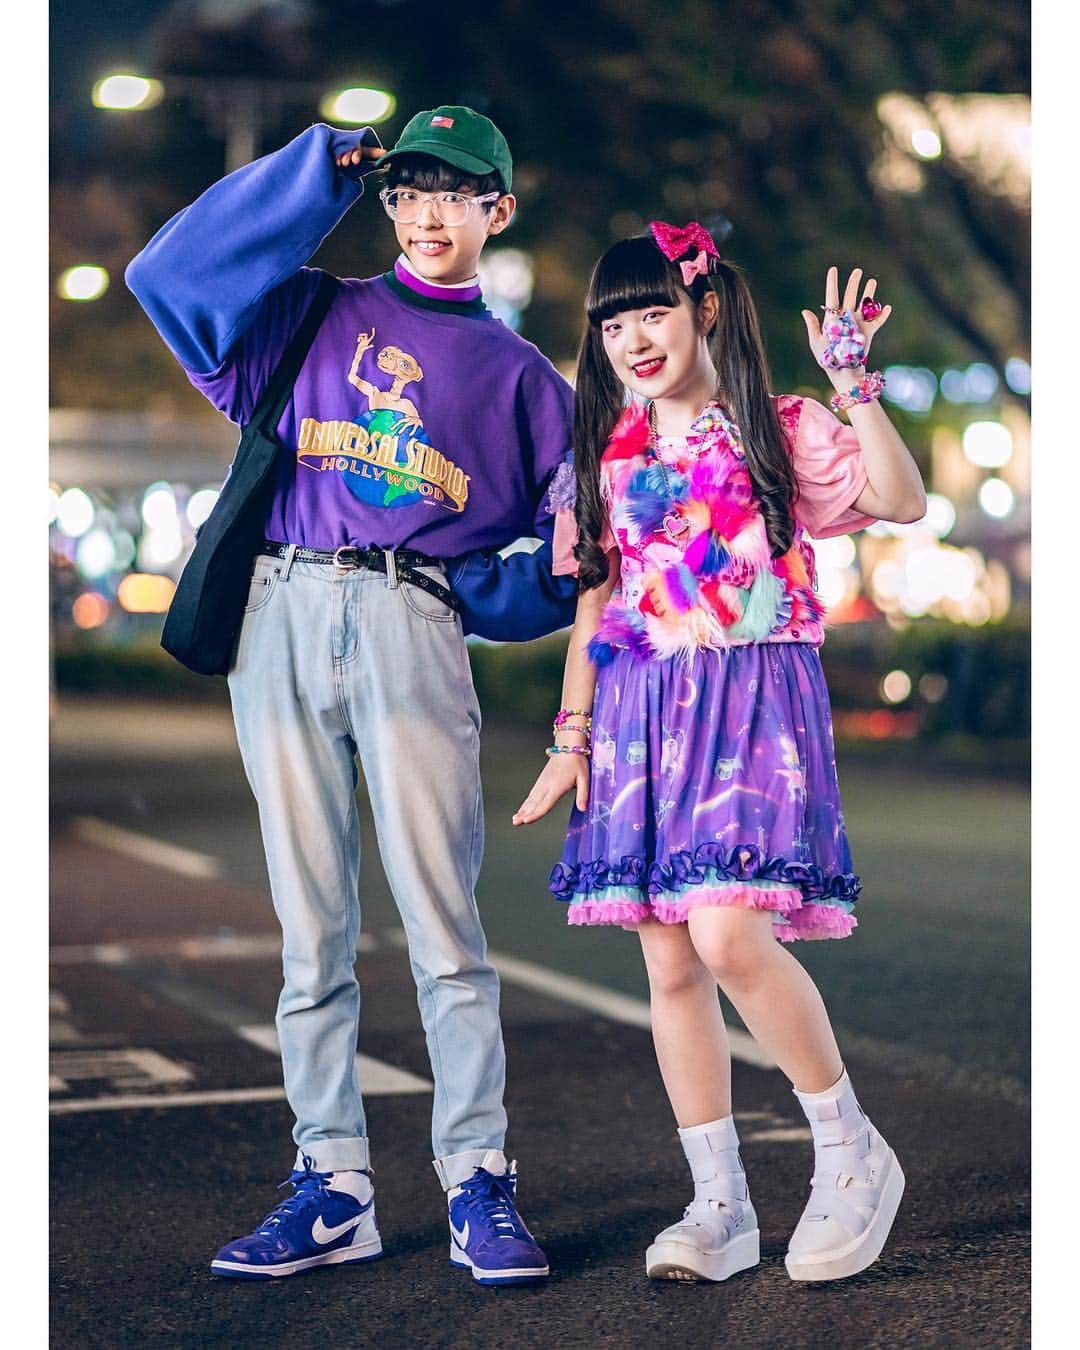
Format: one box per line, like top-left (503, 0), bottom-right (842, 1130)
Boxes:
top-left (384, 548), bottom-right (399, 589)
top-left (332, 546), bottom-right (358, 574)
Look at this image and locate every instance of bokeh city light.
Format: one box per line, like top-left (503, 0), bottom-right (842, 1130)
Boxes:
top-left (881, 669), bottom-right (913, 703)
top-left (117, 573), bottom-right (176, 613)
top-left (72, 592), bottom-right (111, 629)
top-left (56, 489), bottom-right (95, 538)
top-left (979, 478), bottom-right (1015, 518)
top-left (58, 267), bottom-right (110, 302)
top-left (962, 420), bottom-right (1013, 468)
top-left (320, 87), bottom-right (396, 124)
top-left (92, 74), bottom-right (164, 110)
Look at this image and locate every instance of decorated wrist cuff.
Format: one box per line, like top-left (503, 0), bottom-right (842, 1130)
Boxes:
top-left (829, 369), bottom-right (885, 414)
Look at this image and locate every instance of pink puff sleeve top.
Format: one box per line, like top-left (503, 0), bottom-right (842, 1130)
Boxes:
top-left (780, 394), bottom-right (878, 539)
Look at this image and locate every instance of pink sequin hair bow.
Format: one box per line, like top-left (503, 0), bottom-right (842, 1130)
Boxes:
top-left (649, 220), bottom-right (720, 285)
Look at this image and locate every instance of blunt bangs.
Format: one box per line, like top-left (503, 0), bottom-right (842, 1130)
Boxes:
top-left (585, 236), bottom-right (684, 326)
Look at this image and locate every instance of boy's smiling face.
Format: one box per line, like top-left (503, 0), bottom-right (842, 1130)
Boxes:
top-left (392, 184), bottom-right (516, 284)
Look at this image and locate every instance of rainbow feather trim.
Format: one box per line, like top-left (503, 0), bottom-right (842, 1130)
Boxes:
top-left (682, 530), bottom-right (730, 577)
top-left (729, 568), bottom-right (786, 641)
top-left (601, 403), bottom-right (650, 464)
top-left (588, 607), bottom-right (651, 665)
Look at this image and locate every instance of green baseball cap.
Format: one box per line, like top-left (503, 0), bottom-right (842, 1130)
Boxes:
top-left (379, 105), bottom-right (513, 193)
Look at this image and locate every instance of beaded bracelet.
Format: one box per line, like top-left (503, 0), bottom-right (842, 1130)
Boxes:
top-left (829, 370), bottom-right (885, 415)
top-left (546, 744), bottom-right (591, 757)
top-left (554, 708), bottom-right (592, 728)
top-left (556, 723), bottom-right (591, 745)
top-left (553, 709), bottom-right (591, 744)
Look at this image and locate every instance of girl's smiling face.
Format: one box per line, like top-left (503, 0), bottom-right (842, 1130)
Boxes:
top-left (600, 291), bottom-right (718, 403)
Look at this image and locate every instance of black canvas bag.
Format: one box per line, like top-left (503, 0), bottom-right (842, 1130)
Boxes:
top-left (160, 271), bottom-right (337, 676)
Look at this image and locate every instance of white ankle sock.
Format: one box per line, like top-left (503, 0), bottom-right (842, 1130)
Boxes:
top-left (794, 1070), bottom-right (872, 1171)
top-left (678, 1115), bottom-right (739, 1143)
top-left (677, 1116), bottom-right (750, 1211)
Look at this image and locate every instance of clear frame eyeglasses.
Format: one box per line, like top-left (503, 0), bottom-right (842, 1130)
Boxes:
top-left (378, 187), bottom-right (502, 227)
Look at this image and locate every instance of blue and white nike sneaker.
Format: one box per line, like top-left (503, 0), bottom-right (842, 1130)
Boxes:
top-left (210, 1155), bottom-right (383, 1279)
top-left (448, 1157), bottom-right (549, 1285)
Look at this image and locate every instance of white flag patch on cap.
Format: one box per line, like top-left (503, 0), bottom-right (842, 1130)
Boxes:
top-left (430, 115), bottom-right (455, 127)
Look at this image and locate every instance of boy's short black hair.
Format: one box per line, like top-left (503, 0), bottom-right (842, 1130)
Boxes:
top-left (383, 152), bottom-right (503, 202)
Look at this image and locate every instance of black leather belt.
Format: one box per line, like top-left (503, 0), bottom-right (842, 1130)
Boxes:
top-left (261, 540), bottom-right (462, 613)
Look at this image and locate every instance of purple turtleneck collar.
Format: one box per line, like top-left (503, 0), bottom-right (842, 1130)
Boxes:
top-left (393, 256), bottom-right (483, 304)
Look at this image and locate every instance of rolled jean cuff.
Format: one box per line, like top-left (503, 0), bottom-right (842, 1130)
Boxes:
top-left (294, 1136), bottom-right (370, 1173)
top-left (433, 1146), bottom-right (507, 1191)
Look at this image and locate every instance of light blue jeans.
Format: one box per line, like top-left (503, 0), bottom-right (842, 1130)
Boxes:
top-left (228, 549), bottom-right (507, 1174)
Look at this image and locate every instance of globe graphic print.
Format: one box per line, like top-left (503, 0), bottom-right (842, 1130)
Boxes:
top-left (342, 408), bottom-right (431, 509)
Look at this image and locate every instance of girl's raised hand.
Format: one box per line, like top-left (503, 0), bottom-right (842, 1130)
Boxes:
top-left (801, 266), bottom-right (892, 371)
top-left (512, 753), bottom-right (590, 826)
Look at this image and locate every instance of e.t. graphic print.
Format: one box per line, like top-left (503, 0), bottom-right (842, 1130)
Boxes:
top-left (295, 328), bottom-right (472, 513)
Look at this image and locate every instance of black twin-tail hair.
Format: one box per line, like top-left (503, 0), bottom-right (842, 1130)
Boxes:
top-left (383, 152), bottom-right (504, 202)
top-left (573, 233), bottom-right (798, 591)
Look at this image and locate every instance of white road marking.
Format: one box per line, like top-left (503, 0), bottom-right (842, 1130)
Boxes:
top-left (50, 1047), bottom-right (195, 1095)
top-left (70, 816), bottom-right (224, 880)
top-left (237, 1024), bottom-right (431, 1095)
top-left (49, 987), bottom-right (89, 1046)
top-left (177, 934), bottom-right (285, 960)
top-left (383, 930), bottom-right (776, 1070)
top-left (47, 1022), bottom-right (429, 1114)
top-left (49, 931), bottom-right (377, 966)
top-left (48, 928), bottom-right (424, 1115)
top-left (50, 1086), bottom-right (289, 1115)
top-left (50, 943), bottom-right (133, 966)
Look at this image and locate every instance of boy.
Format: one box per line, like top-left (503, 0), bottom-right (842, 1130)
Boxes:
top-left (126, 105), bottom-right (576, 1284)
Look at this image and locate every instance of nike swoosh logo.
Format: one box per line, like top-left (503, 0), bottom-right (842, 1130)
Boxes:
top-left (449, 1220), bottom-right (470, 1248)
top-left (311, 1203), bottom-right (372, 1246)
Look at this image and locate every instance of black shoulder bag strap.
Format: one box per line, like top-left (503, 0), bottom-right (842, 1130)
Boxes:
top-left (160, 270), bottom-right (338, 676)
top-left (247, 268), bottom-right (338, 437)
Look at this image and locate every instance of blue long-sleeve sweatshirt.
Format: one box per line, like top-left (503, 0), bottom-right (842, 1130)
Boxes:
top-left (125, 122), bottom-right (578, 641)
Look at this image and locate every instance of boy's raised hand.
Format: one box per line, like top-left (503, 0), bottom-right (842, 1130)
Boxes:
top-left (335, 144), bottom-right (386, 170)
top-left (512, 754), bottom-right (590, 826)
top-left (800, 266), bottom-right (892, 370)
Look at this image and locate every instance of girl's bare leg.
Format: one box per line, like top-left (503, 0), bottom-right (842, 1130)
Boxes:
top-left (686, 906), bottom-right (843, 1092)
top-left (637, 920), bottom-right (733, 1125)
top-left (637, 919), bottom-right (761, 1281)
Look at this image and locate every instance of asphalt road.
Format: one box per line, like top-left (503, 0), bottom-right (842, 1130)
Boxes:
top-left (49, 696), bottom-right (1030, 1347)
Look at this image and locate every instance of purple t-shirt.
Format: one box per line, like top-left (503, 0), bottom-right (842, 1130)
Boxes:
top-left (187, 267), bottom-right (573, 556)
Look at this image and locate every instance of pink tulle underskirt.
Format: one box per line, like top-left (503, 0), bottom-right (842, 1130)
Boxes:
top-left (566, 886), bottom-right (857, 942)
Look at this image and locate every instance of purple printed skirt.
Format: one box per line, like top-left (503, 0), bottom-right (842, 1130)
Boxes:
top-left (549, 644), bottom-right (861, 942)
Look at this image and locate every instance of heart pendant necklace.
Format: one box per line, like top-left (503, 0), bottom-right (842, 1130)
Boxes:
top-left (648, 402), bottom-right (692, 545)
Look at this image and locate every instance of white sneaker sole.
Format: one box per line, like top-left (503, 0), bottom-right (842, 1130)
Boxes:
top-left (785, 1149), bottom-right (905, 1282)
top-left (211, 1234), bottom-right (383, 1279)
top-left (449, 1241), bottom-right (549, 1284)
top-left (645, 1226), bottom-right (760, 1282)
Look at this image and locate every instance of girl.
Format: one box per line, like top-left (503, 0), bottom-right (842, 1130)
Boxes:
top-left (513, 222), bottom-right (926, 1284)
